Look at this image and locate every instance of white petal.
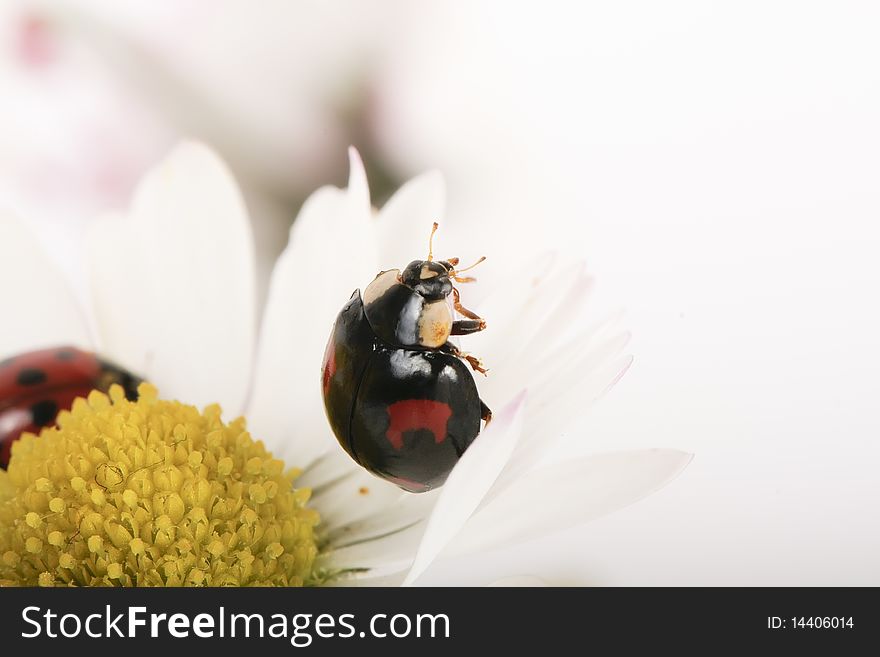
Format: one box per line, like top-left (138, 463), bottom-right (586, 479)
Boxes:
top-left (303, 452), bottom-right (410, 531)
top-left (247, 148), bottom-right (377, 466)
top-left (402, 392), bottom-right (527, 586)
top-left (324, 492), bottom-right (436, 550)
top-left (375, 170), bottom-right (446, 268)
top-left (346, 146), bottom-right (371, 211)
top-left (87, 141), bottom-right (255, 413)
top-left (297, 449), bottom-right (367, 492)
top-left (302, 451), bottom-right (438, 566)
top-left (449, 449), bottom-right (693, 556)
top-left (323, 519), bottom-right (426, 578)
top-left (518, 269), bottom-right (596, 362)
top-left (331, 571), bottom-right (408, 587)
top-left (524, 329), bottom-right (632, 408)
top-left (470, 258), bottom-right (597, 405)
top-left (297, 454), bottom-right (438, 583)
top-left (525, 352), bottom-right (633, 445)
top-left (488, 575), bottom-right (547, 587)
top-left (497, 263), bottom-right (592, 364)
top-left (524, 332), bottom-right (632, 428)
top-left (0, 211), bottom-right (92, 359)
top-left (477, 319), bottom-right (632, 501)
top-left (466, 255), bottom-right (569, 364)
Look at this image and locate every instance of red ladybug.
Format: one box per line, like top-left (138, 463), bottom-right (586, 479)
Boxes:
top-left (0, 346), bottom-right (141, 468)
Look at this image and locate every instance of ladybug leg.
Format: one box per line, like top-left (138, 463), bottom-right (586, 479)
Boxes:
top-left (451, 288), bottom-right (487, 336)
top-left (451, 319), bottom-right (486, 336)
top-left (480, 399), bottom-right (493, 426)
top-left (439, 342), bottom-right (488, 375)
top-left (452, 287), bottom-right (484, 321)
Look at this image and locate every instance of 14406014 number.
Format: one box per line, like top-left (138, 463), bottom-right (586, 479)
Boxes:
top-left (767, 616), bottom-right (854, 630)
top-left (792, 617), bottom-right (854, 629)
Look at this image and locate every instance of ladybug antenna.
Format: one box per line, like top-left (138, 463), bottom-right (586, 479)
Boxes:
top-left (451, 255), bottom-right (486, 283)
top-left (427, 222), bottom-right (439, 262)
top-left (454, 256), bottom-right (486, 274)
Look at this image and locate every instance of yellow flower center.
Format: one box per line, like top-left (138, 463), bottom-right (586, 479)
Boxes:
top-left (0, 384), bottom-right (319, 587)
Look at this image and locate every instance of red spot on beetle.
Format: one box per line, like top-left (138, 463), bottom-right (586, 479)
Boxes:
top-left (321, 338), bottom-right (337, 394)
top-left (385, 399), bottom-right (452, 450)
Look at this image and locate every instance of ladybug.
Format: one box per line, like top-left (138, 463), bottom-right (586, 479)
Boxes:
top-left (321, 223), bottom-right (492, 493)
top-left (0, 346), bottom-right (141, 468)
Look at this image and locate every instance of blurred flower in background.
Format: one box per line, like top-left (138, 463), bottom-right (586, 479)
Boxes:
top-left (0, 2), bottom-right (173, 281)
top-left (0, 0), bottom-right (403, 294)
top-left (0, 1), bottom-right (581, 301)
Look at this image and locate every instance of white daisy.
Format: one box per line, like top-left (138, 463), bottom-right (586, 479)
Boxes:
top-left (0, 142), bottom-right (690, 585)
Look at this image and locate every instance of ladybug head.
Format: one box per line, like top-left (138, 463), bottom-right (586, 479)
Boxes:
top-left (400, 259), bottom-right (453, 300)
top-left (400, 223), bottom-right (486, 300)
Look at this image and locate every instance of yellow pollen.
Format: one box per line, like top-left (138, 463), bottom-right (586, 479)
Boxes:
top-left (0, 383), bottom-right (320, 587)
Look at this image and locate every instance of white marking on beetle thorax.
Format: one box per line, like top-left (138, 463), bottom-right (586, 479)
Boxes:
top-left (419, 263), bottom-right (439, 279)
top-left (363, 269), bottom-right (400, 306)
top-left (417, 299), bottom-right (453, 348)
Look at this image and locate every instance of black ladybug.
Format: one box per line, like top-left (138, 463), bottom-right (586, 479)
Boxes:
top-left (321, 224), bottom-right (491, 492)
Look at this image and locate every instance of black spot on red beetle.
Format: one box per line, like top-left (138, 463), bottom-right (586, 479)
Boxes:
top-left (56, 349), bottom-right (76, 361)
top-left (17, 368), bottom-right (48, 386)
top-left (98, 361), bottom-right (142, 401)
top-left (30, 399), bottom-right (59, 426)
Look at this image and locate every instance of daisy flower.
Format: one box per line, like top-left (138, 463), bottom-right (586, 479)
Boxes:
top-left (0, 142), bottom-right (690, 586)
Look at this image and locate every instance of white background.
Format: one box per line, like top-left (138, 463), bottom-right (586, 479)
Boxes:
top-left (409, 1), bottom-right (880, 585)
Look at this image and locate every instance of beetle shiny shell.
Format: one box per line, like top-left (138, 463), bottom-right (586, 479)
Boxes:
top-left (0, 346), bottom-right (141, 468)
top-left (321, 250), bottom-right (491, 493)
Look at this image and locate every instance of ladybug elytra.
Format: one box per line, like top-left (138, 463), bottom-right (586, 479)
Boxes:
top-left (321, 224), bottom-right (492, 493)
top-left (0, 346), bottom-right (141, 468)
